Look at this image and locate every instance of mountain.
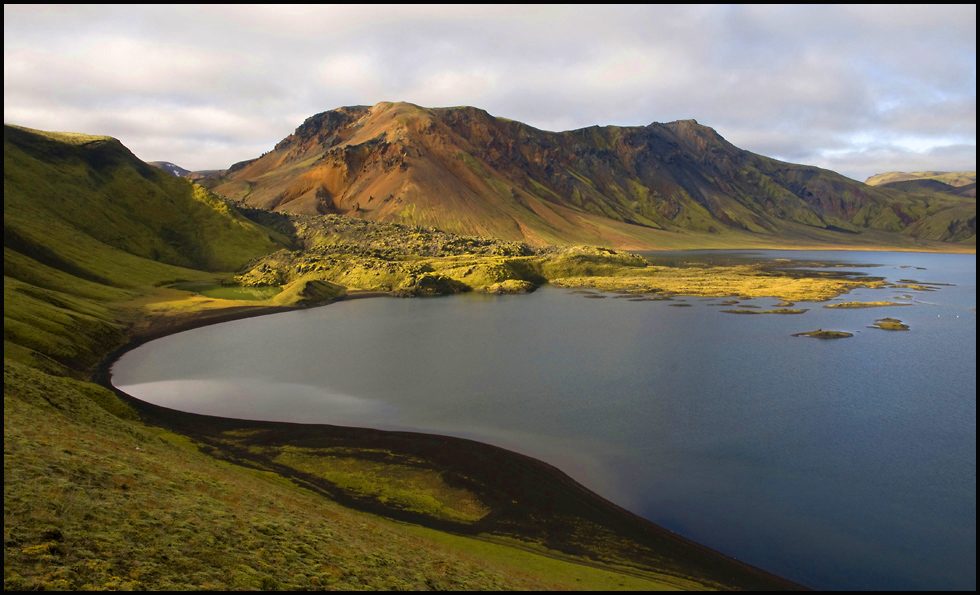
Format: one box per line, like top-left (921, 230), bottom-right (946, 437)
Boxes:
top-left (146, 160), bottom-right (192, 177)
top-left (205, 101), bottom-right (976, 247)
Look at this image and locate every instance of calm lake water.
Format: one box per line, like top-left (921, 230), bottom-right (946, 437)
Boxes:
top-left (113, 250), bottom-right (976, 590)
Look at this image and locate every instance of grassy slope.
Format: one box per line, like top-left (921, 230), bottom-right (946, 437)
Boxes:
top-left (4, 124), bottom-right (287, 374)
top-left (5, 125), bottom-right (795, 590)
top-left (5, 125), bottom-right (285, 275)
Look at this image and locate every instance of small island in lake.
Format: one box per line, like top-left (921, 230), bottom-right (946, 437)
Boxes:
top-left (868, 318), bottom-right (910, 331)
top-left (824, 301), bottom-right (912, 309)
top-left (792, 329), bottom-right (854, 339)
top-left (722, 309), bottom-right (809, 314)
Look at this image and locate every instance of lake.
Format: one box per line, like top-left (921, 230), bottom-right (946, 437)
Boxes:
top-left (112, 250), bottom-right (976, 590)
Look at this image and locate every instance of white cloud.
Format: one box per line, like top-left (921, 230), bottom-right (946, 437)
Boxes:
top-left (4, 4), bottom-right (975, 176)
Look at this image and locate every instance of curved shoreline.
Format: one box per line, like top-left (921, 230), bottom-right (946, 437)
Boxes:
top-left (94, 290), bottom-right (804, 591)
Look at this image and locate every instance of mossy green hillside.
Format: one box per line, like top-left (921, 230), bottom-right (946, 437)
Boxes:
top-left (5, 125), bottom-right (286, 277)
top-left (4, 124), bottom-right (292, 375)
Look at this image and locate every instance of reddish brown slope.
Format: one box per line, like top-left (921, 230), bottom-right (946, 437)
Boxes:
top-left (207, 102), bottom-right (975, 248)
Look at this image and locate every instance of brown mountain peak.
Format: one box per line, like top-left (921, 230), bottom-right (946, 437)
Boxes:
top-left (203, 104), bottom-right (975, 248)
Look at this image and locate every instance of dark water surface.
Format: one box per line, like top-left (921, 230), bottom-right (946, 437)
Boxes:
top-left (113, 251), bottom-right (976, 590)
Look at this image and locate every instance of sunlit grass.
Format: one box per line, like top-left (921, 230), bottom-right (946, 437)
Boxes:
top-left (174, 282), bottom-right (282, 301)
top-left (275, 447), bottom-right (490, 523)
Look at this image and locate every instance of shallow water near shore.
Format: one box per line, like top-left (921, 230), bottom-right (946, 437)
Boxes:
top-left (113, 250), bottom-right (976, 590)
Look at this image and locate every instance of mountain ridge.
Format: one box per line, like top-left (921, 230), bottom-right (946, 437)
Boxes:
top-left (204, 101), bottom-right (976, 248)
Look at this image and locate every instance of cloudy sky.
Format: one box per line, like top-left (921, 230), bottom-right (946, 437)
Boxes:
top-left (4, 4), bottom-right (975, 181)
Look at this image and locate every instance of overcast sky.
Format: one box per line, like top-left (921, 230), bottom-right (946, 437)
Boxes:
top-left (4, 4), bottom-right (976, 182)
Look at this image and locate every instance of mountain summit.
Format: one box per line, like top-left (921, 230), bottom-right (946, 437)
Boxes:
top-left (206, 102), bottom-right (975, 248)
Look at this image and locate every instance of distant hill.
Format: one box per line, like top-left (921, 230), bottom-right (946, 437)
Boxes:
top-left (204, 101), bottom-right (976, 247)
top-left (146, 160), bottom-right (227, 182)
top-left (877, 179), bottom-right (977, 198)
top-left (146, 160), bottom-right (191, 177)
top-left (952, 182), bottom-right (976, 198)
top-left (5, 125), bottom-right (283, 276)
top-left (186, 169), bottom-right (224, 181)
top-left (865, 171), bottom-right (977, 188)
top-left (880, 179), bottom-right (958, 193)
